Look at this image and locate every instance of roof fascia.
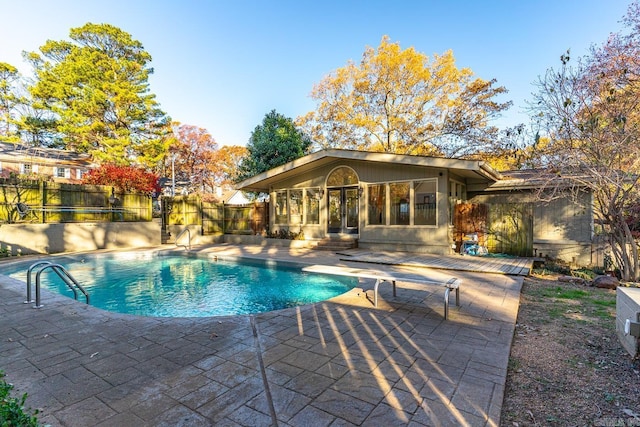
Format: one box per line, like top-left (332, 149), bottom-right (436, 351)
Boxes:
top-left (235, 149), bottom-right (502, 191)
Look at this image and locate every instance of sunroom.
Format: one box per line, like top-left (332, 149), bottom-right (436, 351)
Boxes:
top-left (235, 149), bottom-right (502, 254)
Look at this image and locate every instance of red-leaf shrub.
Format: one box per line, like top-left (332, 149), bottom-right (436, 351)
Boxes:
top-left (82, 164), bottom-right (161, 195)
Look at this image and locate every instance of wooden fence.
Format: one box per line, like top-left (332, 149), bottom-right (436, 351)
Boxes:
top-left (454, 202), bottom-right (534, 257)
top-left (0, 179), bottom-right (152, 223)
top-left (163, 196), bottom-right (268, 235)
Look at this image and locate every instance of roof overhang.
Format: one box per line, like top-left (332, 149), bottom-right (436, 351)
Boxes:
top-left (476, 169), bottom-right (596, 192)
top-left (235, 149), bottom-right (503, 192)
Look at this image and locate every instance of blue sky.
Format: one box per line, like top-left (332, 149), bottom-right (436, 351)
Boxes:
top-left (0, 1), bottom-right (631, 147)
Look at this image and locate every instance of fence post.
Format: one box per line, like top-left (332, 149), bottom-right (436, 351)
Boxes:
top-left (39, 180), bottom-right (46, 224)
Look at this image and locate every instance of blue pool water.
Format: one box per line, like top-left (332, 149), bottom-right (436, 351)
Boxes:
top-left (1, 253), bottom-right (357, 317)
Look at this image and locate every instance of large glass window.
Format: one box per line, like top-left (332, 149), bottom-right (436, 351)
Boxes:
top-left (367, 184), bottom-right (386, 225)
top-left (289, 190), bottom-right (302, 225)
top-left (275, 191), bottom-right (288, 224)
top-left (326, 167), bottom-right (358, 186)
top-left (390, 182), bottom-right (410, 225)
top-left (304, 188), bottom-right (320, 224)
top-left (414, 180), bottom-right (437, 225)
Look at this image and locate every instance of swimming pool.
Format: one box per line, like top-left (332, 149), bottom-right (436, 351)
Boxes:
top-left (1, 252), bottom-right (357, 317)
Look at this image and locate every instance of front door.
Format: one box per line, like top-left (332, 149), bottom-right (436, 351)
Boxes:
top-left (327, 187), bottom-right (359, 234)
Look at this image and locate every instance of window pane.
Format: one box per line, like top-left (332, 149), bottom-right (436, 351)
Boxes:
top-left (305, 188), bottom-right (320, 224)
top-left (275, 191), bottom-right (287, 224)
top-left (289, 190), bottom-right (302, 225)
top-left (390, 182), bottom-right (410, 225)
top-left (327, 167), bottom-right (358, 186)
top-left (367, 184), bottom-right (386, 225)
top-left (414, 180), bottom-right (436, 225)
top-left (57, 167), bottom-right (66, 178)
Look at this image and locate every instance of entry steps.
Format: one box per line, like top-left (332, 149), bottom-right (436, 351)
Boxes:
top-left (313, 237), bottom-right (358, 251)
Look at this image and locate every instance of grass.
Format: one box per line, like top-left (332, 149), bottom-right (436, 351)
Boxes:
top-left (526, 278), bottom-right (617, 325)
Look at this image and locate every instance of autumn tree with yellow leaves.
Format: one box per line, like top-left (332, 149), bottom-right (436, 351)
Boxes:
top-left (298, 36), bottom-right (511, 158)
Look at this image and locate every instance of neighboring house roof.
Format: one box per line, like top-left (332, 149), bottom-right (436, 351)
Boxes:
top-left (235, 149), bottom-right (504, 192)
top-left (0, 141), bottom-right (93, 166)
top-left (223, 190), bottom-right (251, 204)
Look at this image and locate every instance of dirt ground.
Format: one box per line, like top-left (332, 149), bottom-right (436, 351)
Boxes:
top-left (501, 273), bottom-right (640, 426)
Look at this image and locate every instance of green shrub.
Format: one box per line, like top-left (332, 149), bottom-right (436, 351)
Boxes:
top-left (0, 371), bottom-right (40, 426)
top-left (266, 229), bottom-right (305, 240)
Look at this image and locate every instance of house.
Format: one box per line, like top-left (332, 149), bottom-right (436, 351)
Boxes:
top-left (235, 149), bottom-right (595, 265)
top-left (0, 142), bottom-right (94, 183)
top-left (223, 190), bottom-right (252, 204)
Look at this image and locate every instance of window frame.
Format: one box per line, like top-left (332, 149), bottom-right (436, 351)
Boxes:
top-left (365, 178), bottom-right (440, 228)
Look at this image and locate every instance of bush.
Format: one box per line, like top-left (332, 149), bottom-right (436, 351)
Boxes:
top-left (0, 371), bottom-right (40, 426)
top-left (266, 229), bottom-right (305, 240)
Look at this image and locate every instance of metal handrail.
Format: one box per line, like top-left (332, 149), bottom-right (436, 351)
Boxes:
top-left (31, 263), bottom-right (90, 308)
top-left (175, 228), bottom-right (191, 251)
top-left (25, 261), bottom-right (53, 304)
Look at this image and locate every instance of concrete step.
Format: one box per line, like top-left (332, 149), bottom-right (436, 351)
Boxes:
top-left (313, 238), bottom-right (358, 251)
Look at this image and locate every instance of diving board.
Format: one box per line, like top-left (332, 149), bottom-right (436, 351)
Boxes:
top-left (302, 265), bottom-right (461, 319)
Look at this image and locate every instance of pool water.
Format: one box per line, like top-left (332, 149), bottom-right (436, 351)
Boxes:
top-left (2, 253), bottom-right (357, 317)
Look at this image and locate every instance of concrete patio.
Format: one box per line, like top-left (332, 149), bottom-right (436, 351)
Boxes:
top-left (0, 244), bottom-right (526, 426)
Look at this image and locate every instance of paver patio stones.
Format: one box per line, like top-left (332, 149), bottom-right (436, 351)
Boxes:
top-left (203, 359), bottom-right (257, 388)
top-left (413, 398), bottom-right (486, 427)
top-left (284, 370), bottom-right (336, 398)
top-left (382, 387), bottom-right (422, 414)
top-left (313, 359), bottom-right (351, 380)
top-left (54, 396), bottom-right (117, 427)
top-left (195, 376), bottom-right (264, 422)
top-left (129, 391), bottom-right (180, 421)
top-left (249, 385), bottom-right (312, 423)
top-left (364, 402), bottom-right (413, 426)
top-left (135, 355), bottom-right (181, 377)
top-left (0, 244), bottom-right (526, 426)
top-left (94, 411), bottom-right (146, 427)
top-left (312, 388), bottom-right (376, 425)
top-left (332, 369), bottom-right (392, 405)
top-left (225, 403), bottom-right (273, 426)
top-left (95, 378), bottom-right (166, 413)
top-left (450, 376), bottom-right (497, 419)
top-left (419, 376), bottom-right (457, 402)
top-left (38, 372), bottom-right (113, 405)
top-left (281, 348), bottom-right (332, 371)
top-left (192, 354), bottom-right (226, 371)
top-left (287, 405), bottom-right (336, 427)
top-left (178, 379), bottom-right (229, 410)
top-left (266, 360), bottom-right (305, 385)
top-left (464, 360), bottom-right (507, 384)
top-left (163, 372), bottom-right (211, 400)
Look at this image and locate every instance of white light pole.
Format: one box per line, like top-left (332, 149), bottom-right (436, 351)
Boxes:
top-left (171, 154), bottom-right (176, 197)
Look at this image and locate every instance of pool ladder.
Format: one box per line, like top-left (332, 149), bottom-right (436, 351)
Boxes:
top-left (25, 261), bottom-right (90, 308)
top-left (175, 228), bottom-right (191, 251)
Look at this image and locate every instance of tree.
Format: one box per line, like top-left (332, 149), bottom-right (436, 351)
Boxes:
top-left (298, 36), bottom-right (511, 157)
top-left (24, 23), bottom-right (170, 166)
top-left (82, 163), bottom-right (161, 194)
top-left (0, 62), bottom-right (23, 141)
top-left (527, 3), bottom-right (640, 281)
top-left (238, 110), bottom-right (312, 179)
top-left (168, 124), bottom-right (219, 193)
top-left (211, 145), bottom-right (248, 188)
